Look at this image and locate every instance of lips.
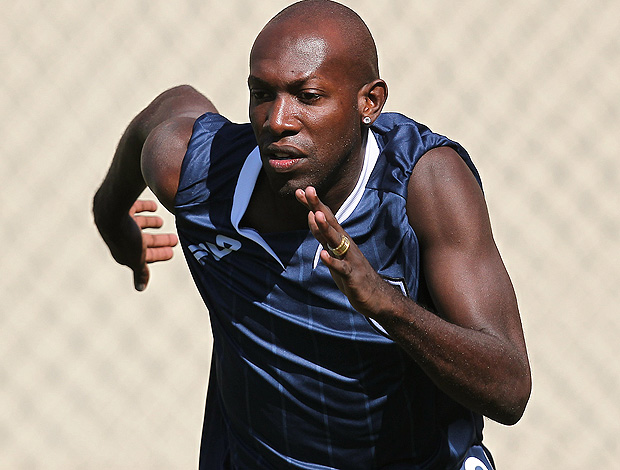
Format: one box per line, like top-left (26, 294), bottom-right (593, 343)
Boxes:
top-left (264, 144), bottom-right (305, 171)
top-left (268, 157), bottom-right (300, 171)
top-left (271, 151), bottom-right (293, 159)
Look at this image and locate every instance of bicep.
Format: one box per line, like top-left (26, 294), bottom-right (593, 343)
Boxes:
top-left (141, 116), bottom-right (196, 213)
top-left (407, 147), bottom-right (522, 341)
top-left (139, 85), bottom-right (219, 213)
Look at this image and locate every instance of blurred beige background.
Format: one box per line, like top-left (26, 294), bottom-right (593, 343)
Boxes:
top-left (1, 0), bottom-right (619, 468)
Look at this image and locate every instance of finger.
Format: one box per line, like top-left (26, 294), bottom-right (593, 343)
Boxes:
top-left (135, 215), bottom-right (164, 229)
top-left (299, 187), bottom-right (328, 244)
top-left (133, 264), bottom-right (150, 292)
top-left (308, 211), bottom-right (352, 266)
top-left (303, 187), bottom-right (337, 221)
top-left (300, 187), bottom-right (351, 261)
top-left (314, 211), bottom-right (347, 253)
top-left (306, 210), bottom-right (329, 248)
top-left (145, 246), bottom-right (175, 263)
top-left (130, 199), bottom-right (158, 215)
top-left (295, 188), bottom-right (310, 209)
top-left (302, 186), bottom-right (322, 211)
top-left (142, 233), bottom-right (178, 264)
top-left (144, 232), bottom-right (179, 248)
top-left (302, 187), bottom-right (341, 236)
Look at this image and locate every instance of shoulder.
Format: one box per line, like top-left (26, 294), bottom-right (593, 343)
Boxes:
top-left (185, 114), bottom-right (255, 160)
top-left (369, 114), bottom-right (481, 199)
top-left (372, 112), bottom-right (442, 146)
top-left (175, 118), bottom-right (257, 209)
top-left (180, 116), bottom-right (256, 181)
top-left (409, 146), bottom-right (481, 196)
top-left (135, 85), bottom-right (220, 212)
top-left (142, 113), bottom-right (246, 211)
top-left (373, 113), bottom-right (477, 173)
top-left (140, 115), bottom-right (199, 213)
top-left (407, 146), bottom-right (489, 249)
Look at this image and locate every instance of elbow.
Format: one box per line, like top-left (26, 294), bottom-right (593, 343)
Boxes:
top-left (495, 397), bottom-right (529, 426)
top-left (491, 365), bottom-right (532, 425)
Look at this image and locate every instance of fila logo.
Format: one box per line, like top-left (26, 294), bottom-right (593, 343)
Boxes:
top-left (189, 235), bottom-right (241, 264)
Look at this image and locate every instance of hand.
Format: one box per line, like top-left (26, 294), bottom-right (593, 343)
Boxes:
top-left (295, 186), bottom-right (394, 316)
top-left (98, 200), bottom-right (178, 291)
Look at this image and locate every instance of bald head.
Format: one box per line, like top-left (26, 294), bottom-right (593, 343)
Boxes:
top-left (251, 0), bottom-right (379, 86)
top-left (247, 0), bottom-right (388, 206)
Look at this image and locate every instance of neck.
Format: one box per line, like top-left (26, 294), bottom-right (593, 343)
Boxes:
top-left (241, 172), bottom-right (310, 233)
top-left (317, 129), bottom-right (368, 214)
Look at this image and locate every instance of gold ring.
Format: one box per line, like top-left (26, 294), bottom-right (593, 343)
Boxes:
top-left (328, 235), bottom-right (350, 258)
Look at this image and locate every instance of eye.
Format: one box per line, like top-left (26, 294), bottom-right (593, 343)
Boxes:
top-left (250, 89), bottom-right (272, 102)
top-left (298, 91), bottom-right (321, 103)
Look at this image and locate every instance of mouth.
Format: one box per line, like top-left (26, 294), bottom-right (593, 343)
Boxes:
top-left (264, 145), bottom-right (305, 171)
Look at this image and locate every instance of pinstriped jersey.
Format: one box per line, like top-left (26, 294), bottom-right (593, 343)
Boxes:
top-left (175, 112), bottom-right (485, 469)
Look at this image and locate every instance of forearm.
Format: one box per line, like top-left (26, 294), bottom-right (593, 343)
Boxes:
top-left (326, 250), bottom-right (530, 424)
top-left (92, 86), bottom-right (214, 289)
top-left (93, 120), bottom-right (147, 231)
top-left (367, 285), bottom-right (530, 425)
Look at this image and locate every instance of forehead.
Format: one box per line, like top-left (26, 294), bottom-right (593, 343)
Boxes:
top-left (250, 33), bottom-right (330, 77)
top-left (250, 20), bottom-right (354, 84)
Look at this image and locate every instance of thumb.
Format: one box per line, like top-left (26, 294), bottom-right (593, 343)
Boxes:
top-left (133, 264), bottom-right (150, 292)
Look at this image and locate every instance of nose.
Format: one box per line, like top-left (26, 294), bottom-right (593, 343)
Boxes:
top-left (264, 94), bottom-right (300, 136)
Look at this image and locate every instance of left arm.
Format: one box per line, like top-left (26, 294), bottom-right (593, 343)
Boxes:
top-left (296, 147), bottom-right (531, 425)
top-left (93, 85), bottom-right (216, 290)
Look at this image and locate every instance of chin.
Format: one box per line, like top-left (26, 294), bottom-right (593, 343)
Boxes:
top-left (264, 172), bottom-right (305, 196)
top-left (268, 179), bottom-right (303, 200)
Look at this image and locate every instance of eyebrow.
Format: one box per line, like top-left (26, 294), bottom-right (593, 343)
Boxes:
top-left (247, 73), bottom-right (317, 89)
top-left (247, 75), bottom-right (267, 87)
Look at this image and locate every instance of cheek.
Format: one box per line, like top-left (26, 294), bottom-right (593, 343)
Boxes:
top-left (313, 103), bottom-right (359, 142)
top-left (312, 123), bottom-right (358, 173)
top-left (248, 105), bottom-right (262, 129)
top-left (325, 113), bottom-right (359, 151)
top-left (249, 100), bottom-right (273, 127)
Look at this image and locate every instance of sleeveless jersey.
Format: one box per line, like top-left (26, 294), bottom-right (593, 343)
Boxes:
top-left (175, 112), bottom-right (488, 469)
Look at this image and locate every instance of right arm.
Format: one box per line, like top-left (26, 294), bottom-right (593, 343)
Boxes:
top-left (93, 85), bottom-right (217, 290)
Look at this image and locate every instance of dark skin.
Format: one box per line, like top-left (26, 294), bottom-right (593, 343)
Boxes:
top-left (94, 3), bottom-right (530, 426)
top-left (93, 84), bottom-right (216, 289)
top-left (244, 20), bottom-right (384, 231)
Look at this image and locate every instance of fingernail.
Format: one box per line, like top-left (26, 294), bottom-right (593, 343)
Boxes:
top-left (136, 284), bottom-right (146, 291)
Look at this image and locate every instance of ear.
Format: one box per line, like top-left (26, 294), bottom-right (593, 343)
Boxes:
top-left (358, 79), bottom-right (388, 125)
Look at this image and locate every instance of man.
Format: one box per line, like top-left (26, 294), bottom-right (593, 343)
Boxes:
top-left (93, 1), bottom-right (531, 468)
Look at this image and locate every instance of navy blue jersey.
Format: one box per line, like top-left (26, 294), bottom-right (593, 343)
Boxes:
top-left (175, 112), bottom-right (491, 469)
